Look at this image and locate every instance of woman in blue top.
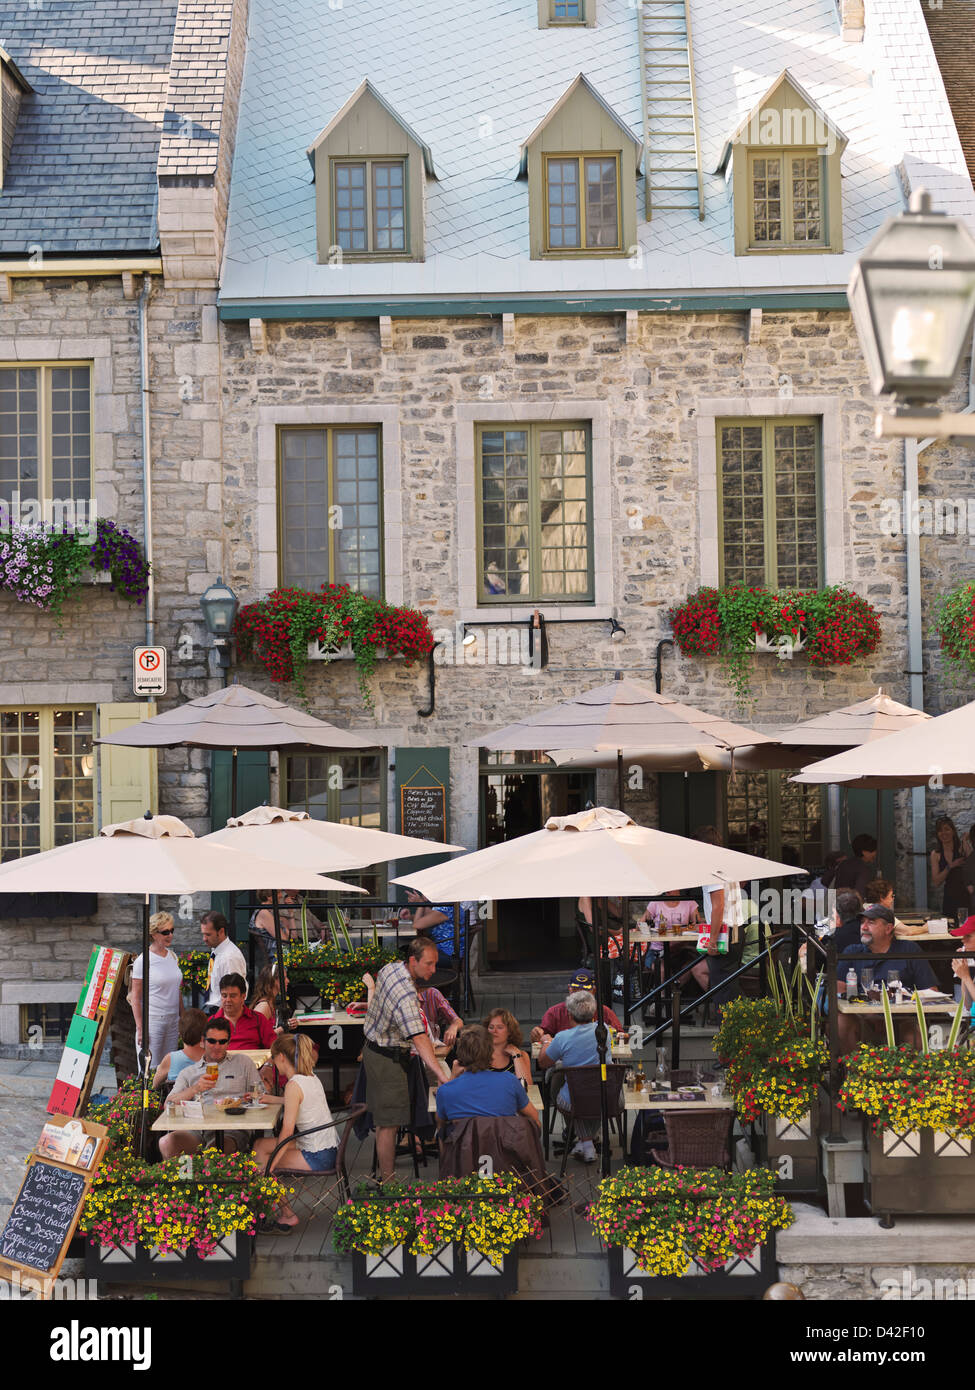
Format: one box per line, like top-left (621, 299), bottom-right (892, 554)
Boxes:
top-left (408, 890), bottom-right (464, 969)
top-left (436, 1026), bottom-right (539, 1129)
top-left (152, 1008), bottom-right (207, 1087)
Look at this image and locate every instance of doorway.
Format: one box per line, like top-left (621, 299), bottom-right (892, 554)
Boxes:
top-left (479, 752), bottom-right (595, 970)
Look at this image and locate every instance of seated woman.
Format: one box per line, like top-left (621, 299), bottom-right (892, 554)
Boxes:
top-left (249, 963), bottom-right (297, 1033)
top-left (436, 1026), bottom-right (538, 1128)
top-left (484, 1008), bottom-right (531, 1086)
top-left (153, 1008), bottom-right (208, 1087)
top-left (253, 1034), bottom-right (338, 1231)
top-left (865, 878), bottom-right (916, 936)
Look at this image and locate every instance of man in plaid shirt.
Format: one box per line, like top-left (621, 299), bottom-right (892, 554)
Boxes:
top-left (363, 937), bottom-right (451, 1181)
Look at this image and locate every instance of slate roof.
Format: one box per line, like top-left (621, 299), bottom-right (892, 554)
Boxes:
top-left (921, 0), bottom-right (975, 190)
top-left (0, 0), bottom-right (178, 255)
top-left (158, 1), bottom-right (234, 179)
top-left (221, 0), bottom-right (975, 307)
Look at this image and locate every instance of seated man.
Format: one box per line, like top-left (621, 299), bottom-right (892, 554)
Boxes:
top-left (537, 990), bottom-right (603, 1164)
top-left (211, 973), bottom-right (276, 1050)
top-left (838, 905), bottom-right (937, 1051)
top-left (436, 1025), bottom-right (539, 1128)
top-left (530, 970), bottom-right (622, 1045)
top-left (160, 1017), bottom-right (263, 1158)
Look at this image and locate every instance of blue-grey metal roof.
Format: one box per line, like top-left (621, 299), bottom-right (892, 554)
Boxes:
top-left (221, 0), bottom-right (975, 308)
top-left (0, 0), bottom-right (179, 255)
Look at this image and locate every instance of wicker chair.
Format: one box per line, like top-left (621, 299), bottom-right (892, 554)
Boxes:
top-left (655, 1109), bottom-right (734, 1170)
top-left (557, 1064), bottom-right (628, 1177)
top-left (261, 1104), bottom-right (366, 1226)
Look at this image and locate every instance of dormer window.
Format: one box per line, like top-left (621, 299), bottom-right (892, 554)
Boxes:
top-left (717, 71), bottom-right (846, 256)
top-left (333, 158), bottom-right (407, 253)
top-left (539, 0), bottom-right (593, 24)
top-left (520, 75), bottom-right (640, 259)
top-left (307, 80), bottom-right (436, 264)
top-left (0, 45), bottom-right (32, 190)
top-left (545, 155), bottom-right (620, 251)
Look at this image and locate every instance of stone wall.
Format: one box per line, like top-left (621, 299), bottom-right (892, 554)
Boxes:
top-left (218, 306), bottom-right (924, 877)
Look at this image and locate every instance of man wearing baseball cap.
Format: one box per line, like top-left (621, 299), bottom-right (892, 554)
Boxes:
top-left (949, 916), bottom-right (975, 1014)
top-left (530, 969), bottom-right (622, 1045)
top-left (837, 905), bottom-right (937, 1050)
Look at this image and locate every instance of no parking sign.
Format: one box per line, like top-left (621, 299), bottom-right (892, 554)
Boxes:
top-left (132, 645), bottom-right (167, 696)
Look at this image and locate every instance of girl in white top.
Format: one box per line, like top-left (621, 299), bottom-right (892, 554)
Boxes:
top-left (253, 1034), bottom-right (337, 1230)
top-left (130, 911), bottom-right (184, 1068)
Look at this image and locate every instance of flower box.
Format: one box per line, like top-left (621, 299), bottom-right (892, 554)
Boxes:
top-left (351, 1243), bottom-right (519, 1297)
top-left (761, 1097), bottom-right (824, 1193)
top-left (307, 640), bottom-right (398, 662)
top-left (85, 1230), bottom-right (252, 1291)
top-left (608, 1238), bottom-right (777, 1300)
top-left (863, 1123), bottom-right (975, 1221)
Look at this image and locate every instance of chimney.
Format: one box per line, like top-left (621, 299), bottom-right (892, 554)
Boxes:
top-left (839, 0), bottom-right (865, 42)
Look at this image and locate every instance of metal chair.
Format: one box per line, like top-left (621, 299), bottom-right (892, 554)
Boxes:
top-left (557, 1064), bottom-right (629, 1178)
top-left (261, 1104), bottom-right (366, 1226)
top-left (655, 1109), bottom-right (735, 1170)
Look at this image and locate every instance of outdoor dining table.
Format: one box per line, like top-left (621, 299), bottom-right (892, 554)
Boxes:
top-left (291, 1010), bottom-right (364, 1100)
top-left (237, 1048), bottom-right (272, 1069)
top-left (151, 1102), bottom-right (280, 1132)
top-left (837, 998), bottom-right (957, 1015)
top-left (624, 927), bottom-right (702, 1031)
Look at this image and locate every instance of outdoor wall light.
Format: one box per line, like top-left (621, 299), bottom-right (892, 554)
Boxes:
top-left (527, 609), bottom-right (549, 668)
top-left (199, 577), bottom-right (239, 668)
top-left (609, 617), bottom-right (626, 641)
top-left (848, 188), bottom-right (975, 437)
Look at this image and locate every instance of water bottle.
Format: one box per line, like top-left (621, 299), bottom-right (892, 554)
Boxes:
top-left (846, 968), bottom-right (859, 1001)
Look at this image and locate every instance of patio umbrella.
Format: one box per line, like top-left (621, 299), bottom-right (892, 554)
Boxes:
top-left (96, 681), bottom-right (384, 816)
top-left (205, 805), bottom-right (467, 988)
top-left (392, 806), bottom-right (802, 1175)
top-left (0, 813), bottom-right (365, 1149)
top-left (466, 678), bottom-right (778, 807)
top-left (791, 695), bottom-right (975, 789)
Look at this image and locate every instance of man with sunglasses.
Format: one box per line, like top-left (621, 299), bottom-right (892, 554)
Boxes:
top-left (160, 1017), bottom-right (264, 1158)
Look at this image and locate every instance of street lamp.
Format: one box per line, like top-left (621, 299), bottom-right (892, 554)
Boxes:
top-left (199, 577), bottom-right (239, 669)
top-left (848, 189), bottom-right (975, 438)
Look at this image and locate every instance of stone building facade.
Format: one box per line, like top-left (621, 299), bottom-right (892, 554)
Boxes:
top-left (2, 0), bottom-right (975, 1042)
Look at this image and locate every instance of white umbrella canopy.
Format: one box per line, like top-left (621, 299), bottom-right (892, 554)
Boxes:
top-left (547, 743), bottom-right (811, 773)
top-left (203, 804), bottom-right (466, 870)
top-left (95, 682), bottom-right (383, 752)
top-left (0, 813), bottom-right (367, 895)
top-left (792, 697), bottom-right (975, 789)
top-left (465, 678), bottom-right (778, 755)
top-left (392, 806), bottom-right (804, 900)
top-left (771, 688), bottom-right (931, 748)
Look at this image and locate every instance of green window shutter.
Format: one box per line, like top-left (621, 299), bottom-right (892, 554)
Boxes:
top-left (393, 747), bottom-right (451, 900)
top-left (96, 702), bottom-right (158, 828)
top-left (209, 750), bottom-right (271, 938)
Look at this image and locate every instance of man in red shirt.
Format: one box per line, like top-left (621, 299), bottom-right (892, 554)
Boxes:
top-left (530, 969), bottom-right (622, 1044)
top-left (212, 974), bottom-right (276, 1050)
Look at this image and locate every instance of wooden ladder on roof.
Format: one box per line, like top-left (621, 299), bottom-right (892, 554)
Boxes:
top-left (637, 0), bottom-right (705, 220)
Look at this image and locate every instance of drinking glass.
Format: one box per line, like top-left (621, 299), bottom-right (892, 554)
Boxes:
top-left (861, 967), bottom-right (874, 994)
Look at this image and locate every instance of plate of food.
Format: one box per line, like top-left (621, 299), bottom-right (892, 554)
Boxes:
top-left (214, 1096), bottom-right (247, 1115)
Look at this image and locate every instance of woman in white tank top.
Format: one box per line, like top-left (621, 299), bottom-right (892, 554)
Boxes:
top-left (253, 1034), bottom-right (338, 1230)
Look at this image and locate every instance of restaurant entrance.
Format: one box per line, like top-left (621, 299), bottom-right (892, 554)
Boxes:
top-left (479, 752), bottom-right (596, 971)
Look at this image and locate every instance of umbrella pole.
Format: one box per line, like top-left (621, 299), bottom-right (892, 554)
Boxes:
top-left (229, 745), bottom-right (238, 954)
top-left (617, 751), bottom-right (624, 812)
top-left (270, 891), bottom-right (289, 1031)
top-left (592, 898), bottom-right (612, 1179)
top-left (140, 894), bottom-right (150, 1158)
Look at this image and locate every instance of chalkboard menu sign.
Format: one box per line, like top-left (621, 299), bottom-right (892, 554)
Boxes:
top-left (0, 1162), bottom-right (87, 1274)
top-left (400, 783), bottom-right (447, 844)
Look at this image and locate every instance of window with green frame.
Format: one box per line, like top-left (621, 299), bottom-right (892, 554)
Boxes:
top-left (332, 158), bottom-right (407, 254)
top-left (477, 422), bottom-right (593, 603)
top-left (550, 0), bottom-right (586, 21)
top-left (724, 770), bottom-right (823, 872)
top-left (285, 749), bottom-right (385, 897)
top-left (278, 426), bottom-right (382, 595)
top-left (1, 707), bottom-right (95, 862)
top-left (544, 155), bottom-right (621, 251)
top-left (717, 417), bottom-right (821, 589)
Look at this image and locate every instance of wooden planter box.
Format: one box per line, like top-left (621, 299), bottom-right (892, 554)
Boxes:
top-left (863, 1124), bottom-right (975, 1220)
top-left (85, 1231), bottom-right (252, 1293)
top-left (608, 1238), bottom-right (777, 1300)
top-left (763, 1101), bottom-right (822, 1193)
top-left (351, 1243), bottom-right (518, 1297)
